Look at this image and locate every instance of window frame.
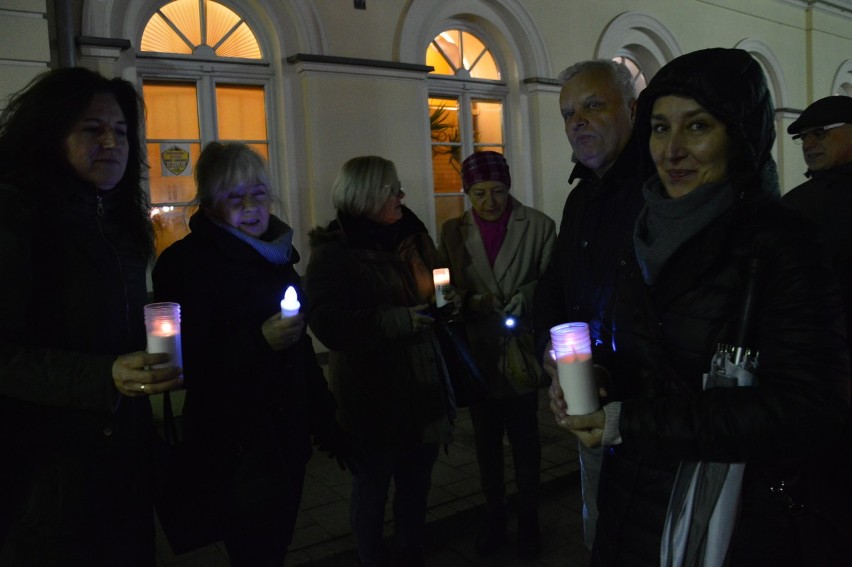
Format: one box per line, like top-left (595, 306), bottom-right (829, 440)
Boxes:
top-left (427, 74), bottom-right (509, 225)
top-left (136, 57), bottom-right (277, 200)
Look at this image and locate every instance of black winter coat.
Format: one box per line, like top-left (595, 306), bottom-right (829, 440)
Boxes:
top-left (533, 136), bottom-right (645, 357)
top-left (305, 207), bottom-right (454, 449)
top-left (0, 182), bottom-right (155, 566)
top-left (152, 212), bottom-right (337, 526)
top-left (783, 161), bottom-right (852, 359)
top-left (595, 195), bottom-right (852, 566)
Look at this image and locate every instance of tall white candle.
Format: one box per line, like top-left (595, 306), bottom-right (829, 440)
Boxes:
top-left (146, 320), bottom-right (183, 369)
top-left (280, 286), bottom-right (300, 318)
top-left (433, 268), bottom-right (451, 308)
top-left (556, 350), bottom-right (599, 415)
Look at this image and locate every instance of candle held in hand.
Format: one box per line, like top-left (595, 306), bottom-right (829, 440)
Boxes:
top-left (550, 322), bottom-right (599, 415)
top-left (144, 302), bottom-right (183, 370)
top-left (280, 286), bottom-right (300, 318)
top-left (433, 268), bottom-right (451, 308)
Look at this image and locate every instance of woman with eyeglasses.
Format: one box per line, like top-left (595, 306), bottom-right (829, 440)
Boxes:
top-left (305, 156), bottom-right (454, 567)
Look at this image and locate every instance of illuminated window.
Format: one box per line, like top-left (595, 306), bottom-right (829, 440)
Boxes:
top-left (427, 29), bottom-right (505, 232)
top-left (141, 0), bottom-right (261, 59)
top-left (139, 1), bottom-right (270, 257)
top-left (427, 30), bottom-right (500, 80)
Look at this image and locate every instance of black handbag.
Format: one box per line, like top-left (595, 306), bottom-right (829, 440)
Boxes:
top-left (433, 312), bottom-right (488, 408)
top-left (152, 392), bottom-right (226, 555)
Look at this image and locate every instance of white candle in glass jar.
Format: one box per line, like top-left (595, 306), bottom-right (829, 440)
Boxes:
top-left (146, 320), bottom-right (182, 369)
top-left (550, 322), bottom-right (599, 416)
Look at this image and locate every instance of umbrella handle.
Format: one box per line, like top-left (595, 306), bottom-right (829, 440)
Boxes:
top-left (734, 258), bottom-right (760, 365)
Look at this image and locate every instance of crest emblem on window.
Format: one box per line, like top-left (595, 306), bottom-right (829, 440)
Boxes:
top-left (161, 145), bottom-right (190, 176)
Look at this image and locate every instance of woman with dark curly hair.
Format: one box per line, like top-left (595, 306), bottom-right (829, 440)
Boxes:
top-left (0, 68), bottom-right (182, 566)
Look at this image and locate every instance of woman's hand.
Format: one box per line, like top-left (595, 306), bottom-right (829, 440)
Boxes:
top-left (542, 341), bottom-right (557, 383)
top-left (440, 285), bottom-right (463, 313)
top-left (548, 379), bottom-right (605, 448)
top-left (262, 312), bottom-right (305, 351)
top-left (408, 303), bottom-right (435, 331)
top-left (112, 352), bottom-right (183, 397)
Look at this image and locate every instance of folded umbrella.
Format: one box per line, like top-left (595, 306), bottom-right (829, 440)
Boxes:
top-left (661, 259), bottom-right (760, 567)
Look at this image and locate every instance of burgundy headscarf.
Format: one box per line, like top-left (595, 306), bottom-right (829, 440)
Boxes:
top-left (461, 151), bottom-right (511, 191)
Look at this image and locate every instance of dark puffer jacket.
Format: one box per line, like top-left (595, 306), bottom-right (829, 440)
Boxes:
top-left (0, 182), bottom-right (155, 566)
top-left (593, 49), bottom-right (852, 567)
top-left (305, 207), bottom-right (454, 449)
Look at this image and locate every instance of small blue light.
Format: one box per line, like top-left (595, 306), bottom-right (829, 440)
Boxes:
top-left (504, 316), bottom-right (516, 329)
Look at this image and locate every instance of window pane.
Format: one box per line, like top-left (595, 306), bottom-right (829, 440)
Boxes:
top-left (470, 49), bottom-right (500, 80)
top-left (435, 194), bottom-right (465, 231)
top-left (432, 145), bottom-right (462, 194)
top-left (146, 142), bottom-right (200, 204)
top-left (151, 205), bottom-right (197, 257)
top-left (141, 13), bottom-right (193, 54)
top-left (472, 99), bottom-right (503, 145)
top-left (434, 31), bottom-right (462, 71)
top-left (216, 22), bottom-right (262, 59)
top-left (216, 84), bottom-right (267, 141)
top-left (429, 97), bottom-right (462, 193)
top-left (143, 82), bottom-right (200, 140)
top-left (426, 43), bottom-right (454, 76)
top-left (206, 0), bottom-right (241, 47)
top-left (160, 0), bottom-right (201, 46)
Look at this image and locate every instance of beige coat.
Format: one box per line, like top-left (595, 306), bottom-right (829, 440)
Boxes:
top-left (437, 197), bottom-right (555, 397)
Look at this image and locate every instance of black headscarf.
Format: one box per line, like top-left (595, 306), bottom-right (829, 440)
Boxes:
top-left (634, 48), bottom-right (780, 205)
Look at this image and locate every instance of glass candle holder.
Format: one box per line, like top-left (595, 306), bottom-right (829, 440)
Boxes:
top-left (550, 322), bottom-right (599, 415)
top-left (144, 302), bottom-right (183, 369)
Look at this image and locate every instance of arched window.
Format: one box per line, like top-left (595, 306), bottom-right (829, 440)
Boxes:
top-left (141, 0), bottom-right (261, 58)
top-left (427, 29), bottom-right (506, 232)
top-left (138, 0), bottom-right (271, 256)
top-left (612, 55), bottom-right (647, 93)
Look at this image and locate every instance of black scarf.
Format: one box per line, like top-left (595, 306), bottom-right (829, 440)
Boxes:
top-left (634, 178), bottom-right (734, 285)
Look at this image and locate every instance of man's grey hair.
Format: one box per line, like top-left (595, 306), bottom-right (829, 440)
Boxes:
top-left (558, 59), bottom-right (637, 103)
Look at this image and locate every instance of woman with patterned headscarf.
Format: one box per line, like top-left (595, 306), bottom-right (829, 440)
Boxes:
top-left (438, 151), bottom-right (555, 559)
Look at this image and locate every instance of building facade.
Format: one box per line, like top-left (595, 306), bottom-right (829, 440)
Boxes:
top-left (2, 0), bottom-right (851, 257)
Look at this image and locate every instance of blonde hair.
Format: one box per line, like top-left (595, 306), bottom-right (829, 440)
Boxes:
top-left (331, 156), bottom-right (398, 217)
top-left (194, 142), bottom-right (272, 209)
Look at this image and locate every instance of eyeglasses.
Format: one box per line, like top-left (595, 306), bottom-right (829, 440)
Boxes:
top-left (792, 122), bottom-right (846, 145)
top-left (385, 181), bottom-right (404, 197)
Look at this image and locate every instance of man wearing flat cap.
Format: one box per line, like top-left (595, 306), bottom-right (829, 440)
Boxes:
top-left (783, 95), bottom-right (852, 354)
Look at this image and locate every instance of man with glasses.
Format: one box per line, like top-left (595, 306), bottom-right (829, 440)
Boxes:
top-left (783, 95), bottom-right (852, 356)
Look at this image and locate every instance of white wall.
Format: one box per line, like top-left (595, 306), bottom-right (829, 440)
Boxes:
top-left (0, 0), bottom-right (50, 110)
top-left (2, 0), bottom-right (852, 227)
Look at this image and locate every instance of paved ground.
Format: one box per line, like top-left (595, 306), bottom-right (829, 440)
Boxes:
top-left (154, 388), bottom-right (592, 566)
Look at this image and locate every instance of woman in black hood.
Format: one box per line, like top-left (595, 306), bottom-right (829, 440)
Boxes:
top-left (549, 48), bottom-right (851, 566)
